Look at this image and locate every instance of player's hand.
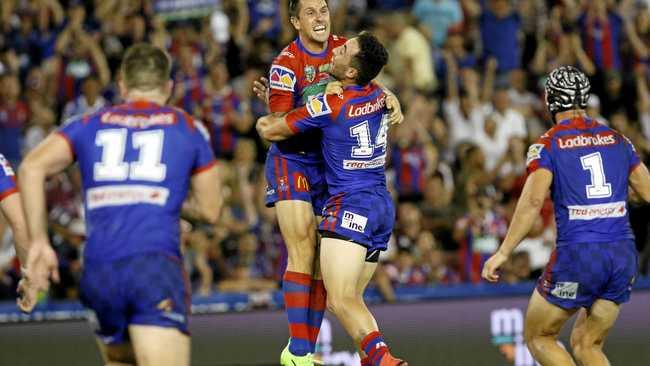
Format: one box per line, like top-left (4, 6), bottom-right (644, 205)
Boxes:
top-left (16, 277), bottom-right (39, 313)
top-left (386, 94), bottom-right (404, 125)
top-left (481, 250), bottom-right (509, 282)
top-left (25, 240), bottom-right (60, 291)
top-left (325, 81), bottom-right (343, 95)
top-left (252, 77), bottom-right (270, 105)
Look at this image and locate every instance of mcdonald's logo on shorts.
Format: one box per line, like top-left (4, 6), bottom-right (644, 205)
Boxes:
top-left (294, 173), bottom-right (310, 192)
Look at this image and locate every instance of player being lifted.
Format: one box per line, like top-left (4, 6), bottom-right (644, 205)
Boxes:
top-left (21, 44), bottom-right (222, 366)
top-left (482, 66), bottom-right (650, 366)
top-left (258, 32), bottom-right (407, 366)
top-left (252, 1), bottom-right (403, 364)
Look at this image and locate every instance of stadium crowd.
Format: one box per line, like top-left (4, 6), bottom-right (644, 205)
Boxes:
top-left (0, 0), bottom-right (648, 303)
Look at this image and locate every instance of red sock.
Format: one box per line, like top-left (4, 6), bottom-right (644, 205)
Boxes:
top-left (283, 271), bottom-right (312, 356)
top-left (361, 331), bottom-right (389, 366)
top-left (307, 278), bottom-right (327, 352)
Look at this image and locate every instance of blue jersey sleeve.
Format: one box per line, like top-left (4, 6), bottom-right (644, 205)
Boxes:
top-left (0, 154), bottom-right (17, 201)
top-left (526, 136), bottom-right (553, 174)
top-left (285, 94), bottom-right (334, 133)
top-left (621, 134), bottom-right (641, 173)
top-left (191, 120), bottom-right (217, 175)
top-left (57, 117), bottom-right (86, 159)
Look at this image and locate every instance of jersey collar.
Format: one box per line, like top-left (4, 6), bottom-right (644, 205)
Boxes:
top-left (296, 36), bottom-right (330, 58)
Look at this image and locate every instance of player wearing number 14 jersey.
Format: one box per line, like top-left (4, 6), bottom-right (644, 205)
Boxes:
top-left (20, 44), bottom-right (221, 366)
top-left (258, 32), bottom-right (407, 366)
top-left (482, 66), bottom-right (650, 366)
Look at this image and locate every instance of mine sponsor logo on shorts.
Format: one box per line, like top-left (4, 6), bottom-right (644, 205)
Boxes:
top-left (343, 155), bottom-right (386, 170)
top-left (87, 185), bottom-right (169, 209)
top-left (551, 282), bottom-right (578, 300)
top-left (567, 201), bottom-right (626, 220)
top-left (341, 211), bottom-right (368, 233)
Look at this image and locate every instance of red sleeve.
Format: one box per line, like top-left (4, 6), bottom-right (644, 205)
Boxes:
top-left (268, 49), bottom-right (298, 113)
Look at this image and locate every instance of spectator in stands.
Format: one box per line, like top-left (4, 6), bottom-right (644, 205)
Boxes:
top-left (203, 60), bottom-right (253, 159)
top-left (0, 74), bottom-right (28, 166)
top-left (376, 246), bottom-right (427, 302)
top-left (454, 185), bottom-right (507, 283)
top-left (382, 12), bottom-right (436, 92)
top-left (412, 0), bottom-right (463, 49)
top-left (61, 76), bottom-right (107, 122)
top-left (478, 0), bottom-right (522, 74)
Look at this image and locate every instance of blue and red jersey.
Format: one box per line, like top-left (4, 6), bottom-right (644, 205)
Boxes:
top-left (268, 35), bottom-right (347, 163)
top-left (579, 12), bottom-right (623, 71)
top-left (285, 83), bottom-right (389, 195)
top-left (391, 145), bottom-right (427, 198)
top-left (58, 101), bottom-right (216, 263)
top-left (202, 86), bottom-right (242, 158)
top-left (526, 117), bottom-right (639, 245)
top-left (0, 154), bottom-right (17, 201)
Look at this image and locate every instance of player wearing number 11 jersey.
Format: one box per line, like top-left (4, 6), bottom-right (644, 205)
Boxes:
top-left (20, 44), bottom-right (221, 366)
top-left (482, 66), bottom-right (650, 366)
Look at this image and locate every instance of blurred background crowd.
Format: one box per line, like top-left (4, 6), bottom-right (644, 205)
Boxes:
top-left (0, 0), bottom-right (648, 303)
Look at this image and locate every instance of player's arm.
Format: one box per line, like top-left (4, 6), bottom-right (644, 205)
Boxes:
top-left (257, 95), bottom-right (333, 141)
top-left (187, 165), bottom-right (222, 224)
top-left (18, 133), bottom-right (72, 288)
top-left (256, 113), bottom-right (296, 141)
top-left (0, 194), bottom-right (29, 265)
top-left (629, 163), bottom-right (650, 202)
top-left (371, 80), bottom-right (404, 125)
top-left (482, 169), bottom-right (552, 282)
top-left (19, 133), bottom-right (73, 243)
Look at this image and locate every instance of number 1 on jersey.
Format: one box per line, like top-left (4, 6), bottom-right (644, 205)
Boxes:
top-left (581, 152), bottom-right (612, 199)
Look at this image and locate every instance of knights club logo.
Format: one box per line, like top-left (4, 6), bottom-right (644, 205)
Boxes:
top-left (304, 65), bottom-right (316, 83)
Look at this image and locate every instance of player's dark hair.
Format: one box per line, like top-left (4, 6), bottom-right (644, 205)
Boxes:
top-left (120, 43), bottom-right (171, 91)
top-left (351, 31), bottom-right (389, 86)
top-left (289, 0), bottom-right (329, 18)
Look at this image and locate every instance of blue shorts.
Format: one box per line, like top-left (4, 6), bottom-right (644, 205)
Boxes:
top-left (536, 240), bottom-right (638, 309)
top-left (80, 252), bottom-right (190, 344)
top-left (264, 150), bottom-right (328, 216)
top-left (319, 188), bottom-right (395, 254)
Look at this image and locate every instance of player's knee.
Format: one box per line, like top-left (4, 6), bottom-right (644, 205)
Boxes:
top-left (571, 334), bottom-right (602, 360)
top-left (326, 291), bottom-right (357, 315)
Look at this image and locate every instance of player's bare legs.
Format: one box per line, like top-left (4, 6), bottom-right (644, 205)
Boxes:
top-left (96, 341), bottom-right (136, 366)
top-left (276, 200), bottom-right (318, 274)
top-left (276, 200), bottom-right (319, 358)
top-left (570, 300), bottom-right (619, 366)
top-left (129, 325), bottom-right (190, 366)
top-left (524, 289), bottom-right (577, 366)
top-left (321, 238), bottom-right (405, 365)
top-left (356, 262), bottom-right (379, 365)
top-left (321, 238), bottom-right (377, 340)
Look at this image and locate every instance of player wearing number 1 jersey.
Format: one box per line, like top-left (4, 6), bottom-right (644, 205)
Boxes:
top-left (482, 66), bottom-right (650, 366)
top-left (258, 32), bottom-right (407, 366)
top-left (20, 44), bottom-right (222, 366)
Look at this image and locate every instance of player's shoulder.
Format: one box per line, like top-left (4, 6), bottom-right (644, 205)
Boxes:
top-left (62, 105), bottom-right (111, 127)
top-left (302, 93), bottom-right (343, 119)
top-left (331, 34), bottom-right (347, 47)
top-left (272, 41), bottom-right (299, 66)
top-left (168, 106), bottom-right (210, 139)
